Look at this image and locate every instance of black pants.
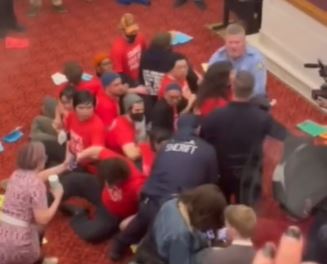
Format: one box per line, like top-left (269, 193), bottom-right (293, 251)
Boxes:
top-left (59, 172), bottom-right (120, 243)
top-left (0, 0), bottom-right (17, 31)
top-left (304, 209), bottom-right (327, 263)
top-left (42, 140), bottom-right (66, 167)
top-left (112, 195), bottom-right (162, 252)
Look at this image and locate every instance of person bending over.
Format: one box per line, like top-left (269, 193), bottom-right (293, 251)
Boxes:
top-left (109, 114), bottom-right (219, 261)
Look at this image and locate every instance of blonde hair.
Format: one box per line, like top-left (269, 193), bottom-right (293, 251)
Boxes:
top-left (119, 13), bottom-right (139, 35)
top-left (224, 205), bottom-right (257, 238)
top-left (225, 23), bottom-right (246, 36)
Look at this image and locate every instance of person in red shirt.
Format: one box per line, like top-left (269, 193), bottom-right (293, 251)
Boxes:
top-left (106, 94), bottom-right (145, 161)
top-left (110, 13), bottom-right (146, 87)
top-left (93, 53), bottom-right (112, 78)
top-left (57, 146), bottom-right (146, 243)
top-left (57, 61), bottom-right (102, 97)
top-left (195, 61), bottom-right (233, 117)
top-left (96, 73), bottom-right (127, 128)
top-left (64, 91), bottom-right (106, 172)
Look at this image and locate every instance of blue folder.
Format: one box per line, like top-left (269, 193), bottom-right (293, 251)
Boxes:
top-left (171, 32), bottom-right (193, 46)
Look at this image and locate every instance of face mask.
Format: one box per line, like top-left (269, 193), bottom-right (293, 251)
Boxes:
top-left (126, 34), bottom-right (137, 43)
top-left (130, 113), bottom-right (144, 122)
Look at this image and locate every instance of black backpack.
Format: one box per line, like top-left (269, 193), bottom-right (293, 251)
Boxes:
top-left (272, 135), bottom-right (327, 220)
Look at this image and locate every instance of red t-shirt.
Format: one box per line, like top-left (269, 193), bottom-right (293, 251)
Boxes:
top-left (65, 112), bottom-right (106, 155)
top-left (99, 149), bottom-right (146, 218)
top-left (95, 92), bottom-right (120, 128)
top-left (110, 34), bottom-right (146, 81)
top-left (139, 143), bottom-right (155, 178)
top-left (106, 116), bottom-right (135, 155)
top-left (199, 98), bottom-right (229, 117)
top-left (158, 74), bottom-right (188, 99)
top-left (57, 78), bottom-right (102, 97)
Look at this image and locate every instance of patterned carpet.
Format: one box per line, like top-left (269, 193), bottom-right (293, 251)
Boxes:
top-left (0, 0), bottom-right (327, 263)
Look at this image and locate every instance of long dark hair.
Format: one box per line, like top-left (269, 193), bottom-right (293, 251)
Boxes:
top-left (196, 61), bottom-right (232, 107)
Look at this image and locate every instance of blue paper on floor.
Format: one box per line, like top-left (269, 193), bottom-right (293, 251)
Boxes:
top-left (171, 31), bottom-right (193, 46)
top-left (3, 129), bottom-right (23, 143)
top-left (82, 73), bottom-right (93, 81)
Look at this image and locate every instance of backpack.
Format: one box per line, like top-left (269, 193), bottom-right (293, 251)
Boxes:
top-left (272, 135), bottom-right (327, 220)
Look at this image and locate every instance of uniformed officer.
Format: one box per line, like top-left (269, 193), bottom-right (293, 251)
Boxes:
top-left (208, 23), bottom-right (267, 98)
top-left (109, 114), bottom-right (218, 261)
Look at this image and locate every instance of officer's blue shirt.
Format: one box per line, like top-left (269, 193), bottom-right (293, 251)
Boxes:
top-left (142, 133), bottom-right (219, 198)
top-left (208, 46), bottom-right (267, 96)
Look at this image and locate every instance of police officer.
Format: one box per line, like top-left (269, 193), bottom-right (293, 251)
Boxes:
top-left (208, 23), bottom-right (268, 109)
top-left (109, 114), bottom-right (219, 261)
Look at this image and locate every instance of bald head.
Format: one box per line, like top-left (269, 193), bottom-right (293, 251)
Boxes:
top-left (233, 71), bottom-right (254, 100)
top-left (225, 24), bottom-right (246, 59)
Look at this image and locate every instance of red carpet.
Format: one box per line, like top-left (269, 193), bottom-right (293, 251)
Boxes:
top-left (0, 0), bottom-right (326, 263)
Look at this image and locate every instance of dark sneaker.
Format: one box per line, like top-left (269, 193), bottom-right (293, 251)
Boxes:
top-left (60, 204), bottom-right (88, 217)
top-left (108, 240), bottom-right (129, 262)
top-left (194, 0), bottom-right (206, 10)
top-left (53, 4), bottom-right (67, 13)
top-left (174, 0), bottom-right (187, 7)
top-left (27, 5), bottom-right (40, 17)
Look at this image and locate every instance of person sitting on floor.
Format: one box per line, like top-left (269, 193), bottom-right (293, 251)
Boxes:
top-left (93, 53), bottom-right (112, 78)
top-left (56, 146), bottom-right (147, 243)
top-left (96, 72), bottom-right (127, 128)
top-left (30, 84), bottom-right (74, 143)
top-left (106, 94), bottom-right (145, 161)
top-left (110, 13), bottom-right (147, 88)
top-left (195, 61), bottom-right (233, 117)
top-left (109, 114), bottom-right (218, 261)
top-left (43, 91), bottom-right (106, 173)
top-left (0, 142), bottom-right (66, 264)
top-left (197, 204), bottom-right (257, 264)
top-left (134, 184), bottom-right (227, 264)
top-left (151, 83), bottom-right (183, 133)
top-left (58, 61), bottom-right (102, 97)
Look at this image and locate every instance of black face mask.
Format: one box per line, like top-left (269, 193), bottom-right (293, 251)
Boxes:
top-left (126, 34), bottom-right (137, 43)
top-left (130, 113), bottom-right (144, 122)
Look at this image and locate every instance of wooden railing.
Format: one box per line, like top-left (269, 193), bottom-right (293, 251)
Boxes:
top-left (285, 0), bottom-right (327, 27)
